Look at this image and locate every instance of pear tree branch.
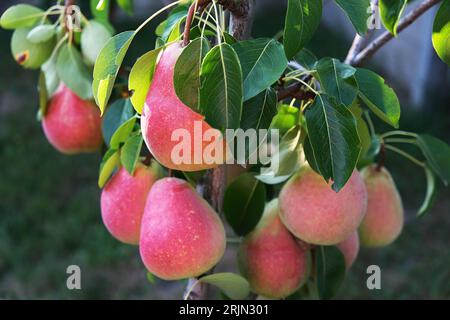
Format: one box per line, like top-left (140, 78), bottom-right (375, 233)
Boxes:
top-left (351, 0), bottom-right (442, 66)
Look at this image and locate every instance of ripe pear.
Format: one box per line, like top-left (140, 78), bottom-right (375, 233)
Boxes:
top-left (238, 199), bottom-right (310, 299)
top-left (359, 165), bottom-right (404, 247)
top-left (139, 177), bottom-right (226, 280)
top-left (336, 231), bottom-right (360, 270)
top-left (141, 42), bottom-right (224, 172)
top-left (42, 84), bottom-right (103, 154)
top-left (11, 27), bottom-right (55, 69)
top-left (279, 166), bottom-right (368, 245)
top-left (101, 164), bottom-right (158, 245)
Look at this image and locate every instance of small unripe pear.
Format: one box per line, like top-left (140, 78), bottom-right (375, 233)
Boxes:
top-left (238, 200), bottom-right (310, 299)
top-left (139, 178), bottom-right (226, 280)
top-left (11, 27), bottom-right (55, 69)
top-left (101, 164), bottom-right (158, 245)
top-left (336, 231), bottom-right (360, 270)
top-left (42, 84), bottom-right (103, 154)
top-left (279, 166), bottom-right (367, 245)
top-left (359, 165), bottom-right (404, 247)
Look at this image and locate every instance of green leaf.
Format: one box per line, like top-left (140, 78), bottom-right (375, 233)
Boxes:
top-left (224, 173), bottom-right (267, 236)
top-left (81, 20), bottom-right (113, 66)
top-left (27, 25), bottom-right (55, 44)
top-left (121, 135), bottom-right (143, 175)
top-left (334, 0), bottom-right (371, 35)
top-left (317, 246), bottom-right (346, 300)
top-left (284, 0), bottom-right (322, 59)
top-left (37, 71), bottom-right (48, 120)
top-left (418, 167), bottom-right (437, 217)
top-left (117, 0), bottom-right (134, 15)
top-left (93, 31), bottom-right (135, 114)
top-left (129, 47), bottom-right (162, 114)
top-left (41, 56), bottom-right (59, 97)
top-left (174, 37), bottom-right (210, 111)
top-left (241, 88), bottom-right (278, 132)
top-left (416, 134), bottom-right (450, 186)
top-left (56, 44), bottom-right (93, 100)
top-left (0, 4), bottom-right (44, 30)
top-left (350, 103), bottom-right (372, 164)
top-left (98, 148), bottom-right (120, 188)
top-left (256, 126), bottom-right (302, 185)
top-left (233, 38), bottom-right (288, 101)
top-left (432, 0), bottom-right (450, 66)
top-left (194, 273), bottom-right (250, 300)
top-left (102, 98), bottom-right (135, 146)
top-left (354, 68), bottom-right (400, 128)
top-left (314, 58), bottom-right (358, 107)
top-left (200, 43), bottom-right (243, 131)
top-left (294, 48), bottom-right (317, 70)
top-left (110, 117), bottom-right (137, 149)
top-left (156, 6), bottom-right (188, 42)
top-left (379, 0), bottom-right (407, 35)
top-left (146, 272), bottom-right (156, 284)
top-left (305, 94), bottom-right (361, 192)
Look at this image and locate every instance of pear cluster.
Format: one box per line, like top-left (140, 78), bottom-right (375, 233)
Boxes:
top-left (239, 165), bottom-right (404, 298)
top-left (101, 43), bottom-right (405, 295)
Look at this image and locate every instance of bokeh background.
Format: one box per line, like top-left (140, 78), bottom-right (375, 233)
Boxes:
top-left (0, 0), bottom-right (449, 299)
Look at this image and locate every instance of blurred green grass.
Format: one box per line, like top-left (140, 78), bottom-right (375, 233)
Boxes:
top-left (0, 2), bottom-right (449, 299)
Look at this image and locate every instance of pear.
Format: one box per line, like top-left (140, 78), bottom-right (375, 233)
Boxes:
top-left (139, 177), bottom-right (226, 280)
top-left (101, 164), bottom-right (158, 245)
top-left (42, 84), bottom-right (102, 154)
top-left (141, 42), bottom-right (224, 171)
top-left (336, 231), bottom-right (360, 270)
top-left (238, 199), bottom-right (310, 299)
top-left (279, 166), bottom-right (368, 245)
top-left (359, 165), bottom-right (404, 247)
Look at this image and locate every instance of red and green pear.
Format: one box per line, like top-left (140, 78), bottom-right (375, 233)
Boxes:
top-left (141, 42), bottom-right (225, 172)
top-left (139, 177), bottom-right (226, 280)
top-left (238, 199), bottom-right (310, 299)
top-left (42, 84), bottom-right (102, 154)
top-left (101, 164), bottom-right (159, 245)
top-left (336, 231), bottom-right (360, 270)
top-left (279, 166), bottom-right (368, 245)
top-left (359, 165), bottom-right (404, 247)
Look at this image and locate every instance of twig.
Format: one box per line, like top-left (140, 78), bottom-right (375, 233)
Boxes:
top-left (345, 0), bottom-right (377, 65)
top-left (352, 0), bottom-right (442, 66)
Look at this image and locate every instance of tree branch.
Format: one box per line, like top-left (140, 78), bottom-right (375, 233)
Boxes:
top-left (344, 0), bottom-right (377, 65)
top-left (352, 0), bottom-right (442, 66)
top-left (278, 0), bottom-right (442, 100)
